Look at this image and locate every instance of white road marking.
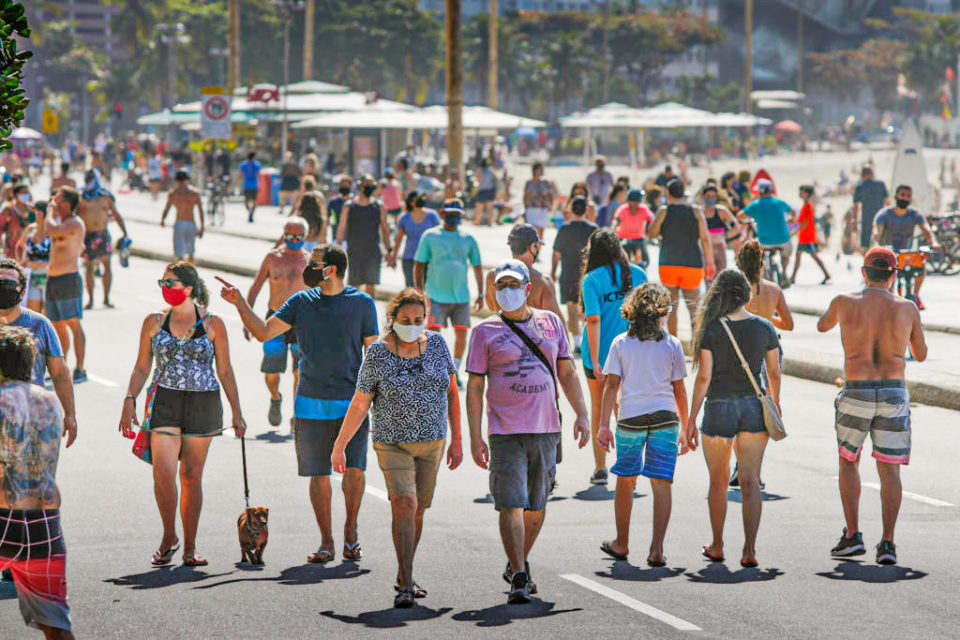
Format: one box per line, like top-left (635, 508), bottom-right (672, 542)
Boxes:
top-left (330, 474), bottom-right (389, 502)
top-left (86, 372), bottom-right (120, 388)
top-left (832, 476), bottom-right (953, 507)
top-left (560, 574), bottom-right (701, 632)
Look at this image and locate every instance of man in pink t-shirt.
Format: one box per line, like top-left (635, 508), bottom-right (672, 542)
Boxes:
top-left (466, 259), bottom-right (589, 604)
top-left (613, 189), bottom-right (654, 266)
top-left (379, 168), bottom-right (404, 219)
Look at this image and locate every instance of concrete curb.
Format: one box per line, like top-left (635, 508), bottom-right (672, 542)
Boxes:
top-left (131, 247), bottom-right (960, 413)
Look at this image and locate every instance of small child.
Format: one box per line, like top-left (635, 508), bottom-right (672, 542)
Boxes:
top-left (596, 283), bottom-right (691, 567)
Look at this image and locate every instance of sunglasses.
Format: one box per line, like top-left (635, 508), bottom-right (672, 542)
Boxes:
top-left (284, 233), bottom-right (305, 242)
top-left (157, 278), bottom-right (183, 288)
top-left (307, 260), bottom-right (327, 270)
top-left (494, 280), bottom-right (524, 291)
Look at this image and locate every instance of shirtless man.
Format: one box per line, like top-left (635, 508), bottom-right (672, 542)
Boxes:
top-left (161, 171), bottom-right (204, 264)
top-left (245, 217), bottom-right (309, 429)
top-left (485, 222), bottom-right (563, 322)
top-left (77, 169), bottom-right (128, 309)
top-left (0, 327), bottom-right (74, 639)
top-left (50, 163), bottom-right (76, 194)
top-left (818, 247), bottom-right (927, 566)
top-left (39, 187), bottom-right (87, 383)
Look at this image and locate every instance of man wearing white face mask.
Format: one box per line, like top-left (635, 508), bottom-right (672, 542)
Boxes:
top-left (466, 259), bottom-right (590, 604)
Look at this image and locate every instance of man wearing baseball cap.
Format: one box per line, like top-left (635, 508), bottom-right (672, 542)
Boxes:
top-left (552, 198), bottom-right (598, 352)
top-left (485, 224), bottom-right (563, 323)
top-left (466, 259), bottom-right (590, 604)
top-left (817, 246), bottom-right (927, 566)
top-left (741, 178), bottom-right (795, 286)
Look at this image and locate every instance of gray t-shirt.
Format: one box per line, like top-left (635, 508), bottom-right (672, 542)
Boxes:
top-left (10, 308), bottom-right (63, 385)
top-left (854, 179), bottom-right (888, 220)
top-left (604, 330), bottom-right (687, 419)
top-left (874, 206), bottom-right (926, 252)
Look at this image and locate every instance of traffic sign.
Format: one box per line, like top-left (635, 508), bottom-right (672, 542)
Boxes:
top-left (41, 109), bottom-right (59, 134)
top-left (201, 86), bottom-right (232, 140)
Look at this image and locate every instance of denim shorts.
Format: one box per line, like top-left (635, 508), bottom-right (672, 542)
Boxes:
top-left (489, 432), bottom-right (559, 511)
top-left (701, 395), bottom-right (766, 438)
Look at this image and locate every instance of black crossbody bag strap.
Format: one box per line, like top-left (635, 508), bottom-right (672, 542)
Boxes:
top-left (499, 313), bottom-right (564, 464)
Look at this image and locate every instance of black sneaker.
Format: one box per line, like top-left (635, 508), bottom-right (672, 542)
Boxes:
top-left (502, 561), bottom-right (537, 594)
top-left (72, 369), bottom-right (88, 384)
top-left (590, 469), bottom-right (608, 486)
top-left (507, 570), bottom-right (531, 604)
top-left (830, 528), bottom-right (866, 558)
top-left (268, 395), bottom-right (282, 427)
top-left (876, 540), bottom-right (897, 565)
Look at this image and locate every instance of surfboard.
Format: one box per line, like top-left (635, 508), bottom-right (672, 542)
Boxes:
top-left (891, 121), bottom-right (933, 215)
top-left (749, 168), bottom-right (776, 198)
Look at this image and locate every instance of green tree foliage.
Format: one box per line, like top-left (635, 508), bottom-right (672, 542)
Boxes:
top-left (0, 0), bottom-right (31, 151)
top-left (655, 73), bottom-right (743, 114)
top-left (807, 38), bottom-right (905, 111)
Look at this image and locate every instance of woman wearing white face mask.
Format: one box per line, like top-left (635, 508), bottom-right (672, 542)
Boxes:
top-left (331, 287), bottom-right (462, 609)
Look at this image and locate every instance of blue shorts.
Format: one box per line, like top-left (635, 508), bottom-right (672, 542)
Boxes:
top-left (294, 416), bottom-right (368, 476)
top-left (701, 395), bottom-right (766, 438)
top-left (611, 411), bottom-right (680, 481)
top-left (45, 273), bottom-right (83, 323)
top-left (261, 309), bottom-right (299, 374)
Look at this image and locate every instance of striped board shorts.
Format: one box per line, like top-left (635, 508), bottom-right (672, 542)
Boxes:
top-left (610, 410), bottom-right (680, 481)
top-left (835, 380), bottom-right (911, 465)
top-left (0, 508), bottom-right (72, 632)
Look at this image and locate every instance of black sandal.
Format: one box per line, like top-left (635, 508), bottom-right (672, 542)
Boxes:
top-left (394, 587), bottom-right (415, 608)
top-left (151, 544), bottom-right (180, 566)
top-left (395, 581), bottom-right (427, 598)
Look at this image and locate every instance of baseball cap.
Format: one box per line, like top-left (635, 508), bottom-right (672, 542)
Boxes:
top-left (864, 247), bottom-right (897, 272)
top-left (507, 223), bottom-right (540, 251)
top-left (756, 178), bottom-right (773, 194)
top-left (627, 189), bottom-right (643, 202)
top-left (494, 259), bottom-right (530, 285)
top-left (571, 195), bottom-right (588, 214)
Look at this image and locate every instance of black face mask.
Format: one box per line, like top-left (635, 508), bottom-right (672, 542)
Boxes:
top-left (303, 264), bottom-right (328, 288)
top-left (0, 280), bottom-right (22, 309)
top-left (444, 213), bottom-right (461, 228)
top-left (415, 197), bottom-right (426, 208)
top-left (361, 185), bottom-right (376, 197)
top-left (339, 186), bottom-right (351, 196)
top-left (896, 198), bottom-right (911, 209)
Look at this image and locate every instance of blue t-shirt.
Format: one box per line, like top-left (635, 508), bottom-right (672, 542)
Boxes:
top-left (274, 286), bottom-right (378, 419)
top-left (744, 196), bottom-right (791, 246)
top-left (874, 207), bottom-right (926, 252)
top-left (11, 308), bottom-right (63, 385)
top-left (239, 160), bottom-right (261, 190)
top-left (414, 228), bottom-right (482, 304)
top-left (580, 262), bottom-right (648, 371)
top-left (397, 209), bottom-right (441, 260)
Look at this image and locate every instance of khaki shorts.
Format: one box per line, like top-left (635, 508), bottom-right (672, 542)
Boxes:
top-left (373, 439), bottom-right (446, 507)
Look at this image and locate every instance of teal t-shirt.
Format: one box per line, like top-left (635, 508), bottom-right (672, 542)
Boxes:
top-left (744, 196), bottom-right (791, 246)
top-left (580, 262), bottom-right (647, 372)
top-left (414, 228), bottom-right (482, 304)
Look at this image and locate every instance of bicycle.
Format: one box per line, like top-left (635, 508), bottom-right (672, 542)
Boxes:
top-left (894, 246), bottom-right (929, 306)
top-left (761, 246), bottom-right (787, 288)
top-left (927, 214), bottom-right (960, 275)
top-left (205, 175), bottom-right (229, 227)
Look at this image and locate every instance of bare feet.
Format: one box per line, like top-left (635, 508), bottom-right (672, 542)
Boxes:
top-left (84, 301), bottom-right (94, 310)
top-left (104, 299), bottom-right (115, 308)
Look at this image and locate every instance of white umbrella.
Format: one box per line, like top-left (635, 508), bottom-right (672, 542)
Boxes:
top-left (10, 127), bottom-right (43, 141)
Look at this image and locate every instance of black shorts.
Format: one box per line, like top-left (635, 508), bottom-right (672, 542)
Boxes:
top-left (560, 276), bottom-right (580, 305)
top-left (347, 250), bottom-right (381, 286)
top-left (280, 176), bottom-right (300, 191)
top-left (797, 242), bottom-right (818, 254)
top-left (244, 188), bottom-right (259, 203)
top-left (151, 387), bottom-right (223, 436)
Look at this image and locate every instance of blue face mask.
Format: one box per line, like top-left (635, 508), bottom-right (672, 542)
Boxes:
top-left (285, 239), bottom-right (305, 251)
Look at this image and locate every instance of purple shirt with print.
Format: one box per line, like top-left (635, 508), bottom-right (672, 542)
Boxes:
top-left (466, 308), bottom-right (569, 436)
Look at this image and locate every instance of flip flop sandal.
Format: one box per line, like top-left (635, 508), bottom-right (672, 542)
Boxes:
top-left (647, 557), bottom-right (667, 567)
top-left (740, 559), bottom-right (759, 569)
top-left (600, 541), bottom-right (628, 561)
top-left (183, 555), bottom-right (208, 567)
top-left (395, 581), bottom-right (427, 598)
top-left (394, 588), bottom-right (415, 609)
top-left (702, 546), bottom-right (725, 563)
top-left (307, 549), bottom-right (335, 564)
top-left (151, 544), bottom-right (180, 566)
top-left (343, 541), bottom-right (363, 561)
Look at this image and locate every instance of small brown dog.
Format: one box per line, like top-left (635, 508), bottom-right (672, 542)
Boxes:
top-left (237, 506), bottom-right (269, 565)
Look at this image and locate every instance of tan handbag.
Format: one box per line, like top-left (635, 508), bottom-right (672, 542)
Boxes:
top-left (719, 318), bottom-right (786, 441)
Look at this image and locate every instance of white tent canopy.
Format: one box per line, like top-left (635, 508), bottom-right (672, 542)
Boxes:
top-left (293, 104), bottom-right (546, 131)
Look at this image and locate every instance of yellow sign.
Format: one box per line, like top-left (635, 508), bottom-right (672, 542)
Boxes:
top-left (41, 110), bottom-right (59, 134)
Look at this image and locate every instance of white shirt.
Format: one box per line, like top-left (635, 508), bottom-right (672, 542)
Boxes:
top-left (604, 331), bottom-right (687, 420)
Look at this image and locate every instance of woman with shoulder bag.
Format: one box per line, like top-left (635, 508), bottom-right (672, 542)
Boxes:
top-left (118, 261), bottom-right (246, 568)
top-left (687, 269), bottom-right (781, 569)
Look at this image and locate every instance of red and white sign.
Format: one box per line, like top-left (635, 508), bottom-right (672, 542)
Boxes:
top-left (201, 87), bottom-right (232, 140)
top-left (247, 86), bottom-right (280, 103)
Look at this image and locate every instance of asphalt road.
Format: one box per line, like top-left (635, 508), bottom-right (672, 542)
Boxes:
top-left (1, 255), bottom-right (959, 639)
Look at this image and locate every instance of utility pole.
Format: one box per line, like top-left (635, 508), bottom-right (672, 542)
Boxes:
top-left (601, 0), bottom-right (611, 103)
top-left (796, 0), bottom-right (804, 94)
top-left (272, 1), bottom-right (304, 159)
top-left (446, 0), bottom-right (464, 181)
top-left (228, 0), bottom-right (241, 89)
top-left (488, 0), bottom-right (497, 109)
top-left (744, 0), bottom-right (753, 114)
top-left (303, 0), bottom-right (315, 80)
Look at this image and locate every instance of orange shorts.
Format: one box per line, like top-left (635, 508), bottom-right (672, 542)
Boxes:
top-left (659, 265), bottom-right (704, 290)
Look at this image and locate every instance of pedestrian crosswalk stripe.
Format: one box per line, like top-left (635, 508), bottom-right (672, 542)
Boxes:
top-left (560, 573), bottom-right (701, 631)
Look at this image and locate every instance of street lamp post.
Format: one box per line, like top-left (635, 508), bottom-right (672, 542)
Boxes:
top-left (209, 48), bottom-right (228, 87)
top-left (157, 23), bottom-right (190, 109)
top-left (272, 0), bottom-right (304, 160)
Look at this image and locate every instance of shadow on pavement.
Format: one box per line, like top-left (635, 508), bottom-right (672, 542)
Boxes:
top-left (321, 605), bottom-right (453, 628)
top-left (572, 486), bottom-right (644, 501)
top-left (816, 561), bottom-right (928, 583)
top-left (104, 565), bottom-right (233, 590)
top-left (685, 564), bottom-right (784, 583)
top-left (255, 430), bottom-right (294, 444)
top-left (191, 562), bottom-right (370, 590)
top-left (727, 489), bottom-right (789, 503)
top-left (595, 562), bottom-right (685, 582)
top-left (451, 599), bottom-right (582, 627)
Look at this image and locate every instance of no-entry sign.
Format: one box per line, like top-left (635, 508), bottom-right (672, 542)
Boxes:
top-left (201, 87), bottom-right (232, 140)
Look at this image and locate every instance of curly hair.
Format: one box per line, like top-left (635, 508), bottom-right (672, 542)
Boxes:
top-left (692, 269), bottom-right (752, 369)
top-left (736, 239), bottom-right (763, 285)
top-left (579, 229), bottom-right (632, 314)
top-left (0, 326), bottom-right (36, 382)
top-left (385, 287), bottom-right (427, 332)
top-left (621, 283), bottom-right (670, 342)
top-left (165, 261), bottom-right (209, 307)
